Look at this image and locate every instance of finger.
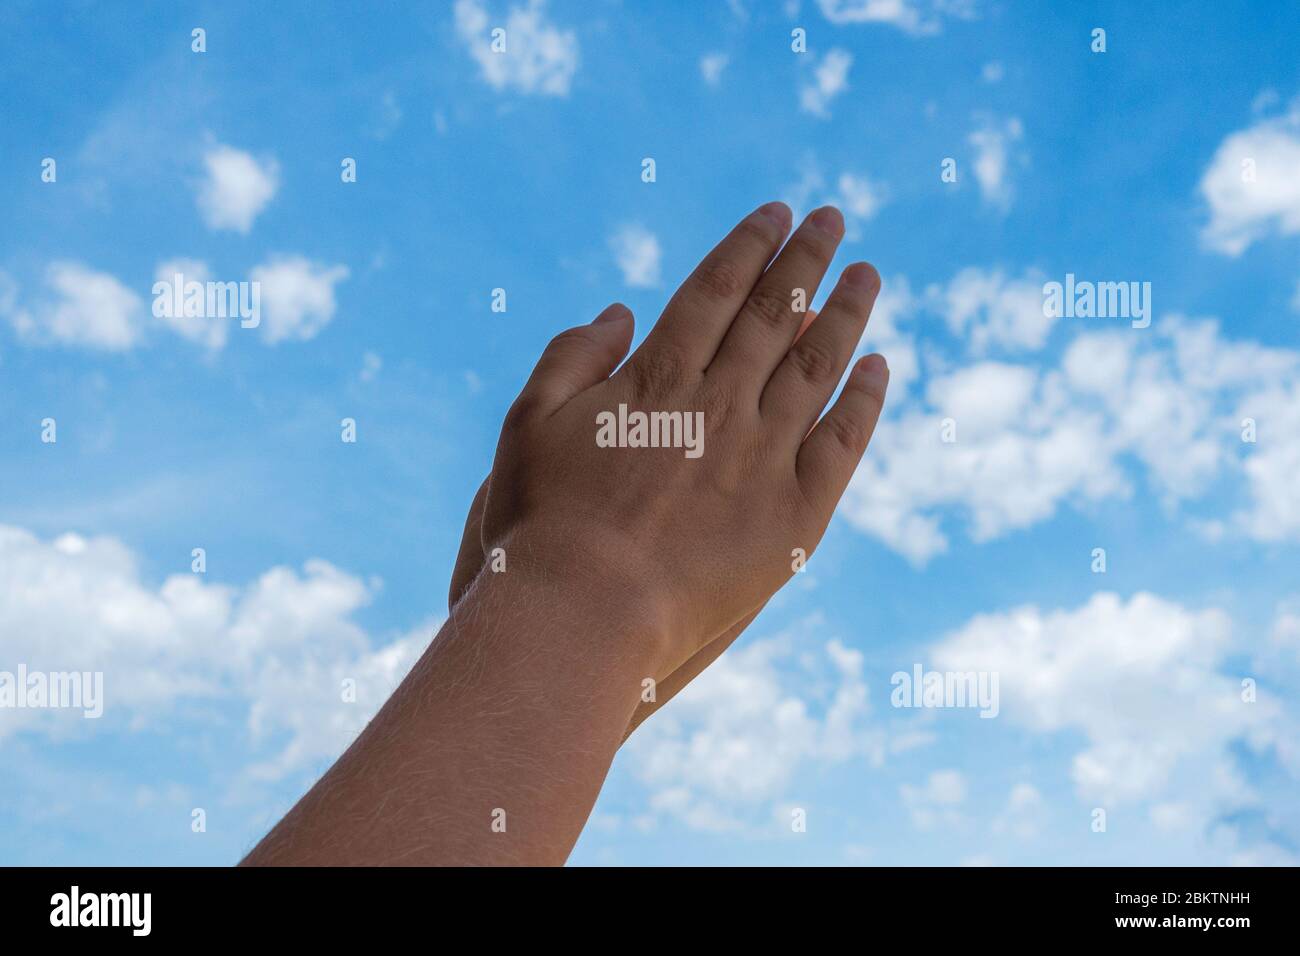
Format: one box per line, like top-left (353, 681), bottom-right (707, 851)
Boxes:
top-left (706, 205), bottom-right (845, 392)
top-left (763, 262), bottom-right (881, 439)
top-left (631, 202), bottom-right (791, 377)
top-left (620, 605), bottom-right (766, 744)
top-left (448, 476), bottom-right (490, 610)
top-left (512, 303), bottom-right (634, 420)
top-left (797, 353), bottom-right (889, 515)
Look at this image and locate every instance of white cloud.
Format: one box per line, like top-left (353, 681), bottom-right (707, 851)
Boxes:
top-left (1, 262), bottom-right (141, 351)
top-left (1271, 601), bottom-right (1300, 657)
top-left (1199, 109), bottom-right (1300, 255)
top-left (782, 157), bottom-right (888, 241)
top-left (842, 310), bottom-right (1300, 563)
top-left (800, 48), bottom-right (852, 118)
top-left (1218, 829), bottom-right (1300, 867)
top-left (981, 60), bottom-right (1003, 83)
top-left (930, 592), bottom-right (1277, 809)
top-left (938, 267), bottom-right (1053, 352)
top-left (249, 256), bottom-right (349, 344)
top-left (153, 258), bottom-right (227, 351)
top-left (968, 116), bottom-right (1023, 212)
top-left (856, 273), bottom-right (921, 392)
top-left (700, 52), bottom-right (729, 87)
top-left (625, 620), bottom-right (882, 831)
top-left (1064, 319), bottom-right (1299, 512)
top-left (992, 782), bottom-right (1045, 839)
top-left (816, 0), bottom-right (975, 35)
top-left (1150, 802), bottom-right (1197, 832)
top-left (359, 350), bottom-right (382, 383)
top-left (1, 257), bottom-right (346, 352)
top-left (196, 144), bottom-right (279, 234)
top-left (454, 0), bottom-right (578, 97)
top-left (836, 172), bottom-right (887, 222)
top-left (845, 357), bottom-right (1124, 562)
top-left (1235, 377), bottom-right (1300, 540)
top-left (1252, 89), bottom-right (1281, 115)
top-left (900, 769), bottom-right (966, 829)
top-left (609, 224), bottom-right (661, 288)
top-left (0, 524), bottom-right (429, 781)
top-left (925, 362), bottom-right (1038, 433)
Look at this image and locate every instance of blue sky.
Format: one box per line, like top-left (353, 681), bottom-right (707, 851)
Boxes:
top-left (2, 0), bottom-right (1300, 866)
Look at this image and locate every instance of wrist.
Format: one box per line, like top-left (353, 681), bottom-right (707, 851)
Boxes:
top-left (464, 531), bottom-right (678, 680)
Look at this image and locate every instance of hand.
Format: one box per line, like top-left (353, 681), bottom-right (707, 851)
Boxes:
top-left (446, 298), bottom-right (832, 735)
top-left (468, 202), bottom-right (887, 677)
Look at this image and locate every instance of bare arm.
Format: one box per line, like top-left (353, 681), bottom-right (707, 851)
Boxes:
top-left (242, 566), bottom-right (666, 866)
top-left (244, 202), bottom-right (888, 865)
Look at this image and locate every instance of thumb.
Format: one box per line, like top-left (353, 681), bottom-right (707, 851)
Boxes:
top-left (515, 303), bottom-right (634, 418)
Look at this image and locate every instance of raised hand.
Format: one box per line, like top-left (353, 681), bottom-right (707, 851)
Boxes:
top-left (469, 202), bottom-right (887, 677)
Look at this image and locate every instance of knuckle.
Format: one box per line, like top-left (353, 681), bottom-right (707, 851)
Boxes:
top-left (854, 375), bottom-right (888, 408)
top-left (698, 381), bottom-right (737, 422)
top-left (786, 231), bottom-right (830, 263)
top-left (787, 339), bottom-right (840, 385)
top-left (545, 325), bottom-right (610, 369)
top-left (549, 325), bottom-right (597, 352)
top-left (744, 284), bottom-right (793, 334)
top-left (504, 392), bottom-right (542, 429)
top-left (628, 344), bottom-right (688, 395)
top-left (692, 257), bottom-right (745, 302)
top-left (734, 217), bottom-right (776, 249)
top-left (826, 413), bottom-right (865, 456)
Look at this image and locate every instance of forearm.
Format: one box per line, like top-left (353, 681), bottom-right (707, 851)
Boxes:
top-left (242, 569), bottom-right (662, 866)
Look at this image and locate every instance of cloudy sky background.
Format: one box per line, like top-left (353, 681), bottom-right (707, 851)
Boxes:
top-left (2, 0), bottom-right (1299, 865)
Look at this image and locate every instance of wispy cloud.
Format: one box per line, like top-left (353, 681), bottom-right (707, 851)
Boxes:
top-left (454, 0), bottom-right (579, 97)
top-left (609, 224), bottom-right (662, 289)
top-left (0, 262), bottom-right (142, 351)
top-left (700, 52), bottom-right (729, 87)
top-left (0, 523), bottom-right (431, 785)
top-left (816, 0), bottom-right (977, 36)
top-left (250, 256), bottom-right (350, 344)
top-left (625, 618), bottom-right (883, 832)
top-left (799, 48), bottom-right (852, 118)
top-left (967, 115), bottom-right (1023, 212)
top-left (196, 144), bottom-right (279, 234)
top-left (1199, 105), bottom-right (1300, 255)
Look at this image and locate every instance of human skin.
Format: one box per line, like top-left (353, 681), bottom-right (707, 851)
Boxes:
top-left (242, 201), bottom-right (888, 866)
top-left (445, 305), bottom-right (823, 738)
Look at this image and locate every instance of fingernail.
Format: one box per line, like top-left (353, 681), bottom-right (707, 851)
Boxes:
top-left (853, 353), bottom-right (889, 385)
top-left (810, 205), bottom-right (845, 237)
top-left (593, 304), bottom-right (631, 325)
top-left (844, 262), bottom-right (881, 293)
top-left (755, 201), bottom-right (792, 229)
